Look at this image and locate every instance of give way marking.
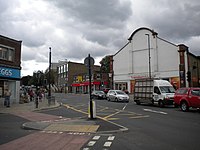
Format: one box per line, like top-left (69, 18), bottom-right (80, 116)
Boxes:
top-left (143, 108), bottom-right (168, 115)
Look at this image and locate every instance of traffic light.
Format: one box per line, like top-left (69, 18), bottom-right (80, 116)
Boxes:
top-left (186, 71), bottom-right (191, 82)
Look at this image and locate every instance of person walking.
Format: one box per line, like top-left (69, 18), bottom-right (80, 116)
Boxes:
top-left (4, 89), bottom-right (11, 107)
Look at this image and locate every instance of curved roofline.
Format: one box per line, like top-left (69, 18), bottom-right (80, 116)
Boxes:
top-left (128, 27), bottom-right (158, 41)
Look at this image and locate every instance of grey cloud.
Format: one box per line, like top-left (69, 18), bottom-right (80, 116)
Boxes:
top-left (43, 0), bottom-right (133, 62)
top-left (142, 0), bottom-right (200, 40)
top-left (1, 0), bottom-right (200, 76)
top-left (50, 0), bottom-right (132, 28)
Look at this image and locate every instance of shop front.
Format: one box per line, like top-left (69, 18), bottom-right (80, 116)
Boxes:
top-left (71, 81), bottom-right (101, 94)
top-left (0, 66), bottom-right (21, 105)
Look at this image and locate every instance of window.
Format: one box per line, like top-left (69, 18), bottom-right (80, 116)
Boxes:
top-left (0, 46), bottom-right (15, 61)
top-left (96, 74), bottom-right (101, 80)
top-left (159, 86), bottom-right (175, 93)
top-left (154, 87), bottom-right (161, 94)
top-left (177, 89), bottom-right (188, 94)
top-left (191, 89), bottom-right (200, 96)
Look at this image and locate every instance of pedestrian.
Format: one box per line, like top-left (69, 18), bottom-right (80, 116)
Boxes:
top-left (4, 89), bottom-right (11, 107)
top-left (35, 88), bottom-right (40, 108)
top-left (29, 89), bottom-right (34, 101)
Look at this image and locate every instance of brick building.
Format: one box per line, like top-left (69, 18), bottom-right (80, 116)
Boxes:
top-left (0, 35), bottom-right (22, 105)
top-left (57, 61), bottom-right (101, 93)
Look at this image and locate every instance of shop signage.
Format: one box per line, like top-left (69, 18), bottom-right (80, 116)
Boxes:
top-left (0, 66), bottom-right (20, 79)
top-left (72, 81), bottom-right (101, 87)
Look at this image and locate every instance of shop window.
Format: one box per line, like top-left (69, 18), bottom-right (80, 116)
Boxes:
top-left (115, 82), bottom-right (128, 91)
top-left (86, 75), bottom-right (89, 81)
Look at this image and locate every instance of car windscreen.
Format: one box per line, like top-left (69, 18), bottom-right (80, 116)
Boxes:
top-left (96, 91), bottom-right (104, 94)
top-left (116, 91), bottom-right (126, 95)
top-left (160, 86), bottom-right (175, 93)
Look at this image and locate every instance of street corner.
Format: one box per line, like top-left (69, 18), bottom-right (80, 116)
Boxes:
top-left (22, 121), bottom-right (51, 131)
top-left (21, 118), bottom-right (100, 133)
top-left (43, 118), bottom-right (100, 133)
top-left (44, 124), bottom-right (100, 133)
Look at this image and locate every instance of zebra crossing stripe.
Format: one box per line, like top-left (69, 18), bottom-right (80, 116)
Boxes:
top-left (104, 141), bottom-right (112, 147)
top-left (87, 141), bottom-right (96, 146)
top-left (108, 136), bottom-right (115, 141)
top-left (93, 136), bottom-right (101, 140)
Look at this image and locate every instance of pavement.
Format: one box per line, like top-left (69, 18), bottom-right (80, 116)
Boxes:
top-left (0, 96), bottom-right (128, 134)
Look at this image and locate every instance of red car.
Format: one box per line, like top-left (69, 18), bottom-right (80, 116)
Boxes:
top-left (174, 87), bottom-right (200, 111)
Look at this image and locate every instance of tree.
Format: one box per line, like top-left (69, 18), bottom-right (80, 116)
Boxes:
top-left (21, 75), bottom-right (32, 86)
top-left (100, 56), bottom-right (110, 73)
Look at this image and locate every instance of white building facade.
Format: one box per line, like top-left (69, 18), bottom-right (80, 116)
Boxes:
top-left (113, 27), bottom-right (189, 93)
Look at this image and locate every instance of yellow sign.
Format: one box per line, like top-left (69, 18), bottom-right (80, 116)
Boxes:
top-left (77, 76), bottom-right (83, 82)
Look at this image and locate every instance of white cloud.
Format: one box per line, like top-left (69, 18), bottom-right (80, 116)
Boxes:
top-left (0, 0), bottom-right (199, 76)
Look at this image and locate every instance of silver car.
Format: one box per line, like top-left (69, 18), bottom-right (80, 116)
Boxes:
top-left (107, 90), bottom-right (129, 102)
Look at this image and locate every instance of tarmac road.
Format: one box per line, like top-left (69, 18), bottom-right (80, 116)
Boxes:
top-left (0, 94), bottom-right (124, 150)
top-left (1, 93), bottom-right (200, 150)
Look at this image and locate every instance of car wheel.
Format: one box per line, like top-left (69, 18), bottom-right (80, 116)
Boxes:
top-left (107, 97), bottom-right (110, 101)
top-left (158, 100), bottom-right (165, 108)
top-left (115, 98), bottom-right (118, 102)
top-left (135, 100), bottom-right (140, 105)
top-left (151, 100), bottom-right (154, 105)
top-left (180, 101), bottom-right (189, 112)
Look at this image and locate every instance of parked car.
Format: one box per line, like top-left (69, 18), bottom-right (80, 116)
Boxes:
top-left (91, 90), bottom-right (106, 99)
top-left (103, 88), bottom-right (110, 94)
top-left (134, 79), bottom-right (175, 107)
top-left (174, 87), bottom-right (200, 112)
top-left (107, 90), bottom-right (129, 102)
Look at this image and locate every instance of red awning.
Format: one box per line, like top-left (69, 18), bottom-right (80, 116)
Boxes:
top-left (71, 81), bottom-right (101, 87)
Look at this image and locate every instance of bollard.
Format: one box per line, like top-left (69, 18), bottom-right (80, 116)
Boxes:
top-left (88, 100), bottom-right (96, 119)
top-left (48, 96), bottom-right (55, 106)
top-left (35, 96), bottom-right (39, 108)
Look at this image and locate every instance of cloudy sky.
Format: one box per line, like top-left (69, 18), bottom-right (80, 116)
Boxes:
top-left (0, 0), bottom-right (200, 76)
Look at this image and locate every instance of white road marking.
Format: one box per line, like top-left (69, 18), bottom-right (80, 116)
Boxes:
top-left (93, 136), bottom-right (101, 140)
top-left (108, 136), bottom-right (115, 141)
top-left (122, 104), bottom-right (127, 110)
top-left (104, 141), bottom-right (112, 147)
top-left (129, 115), bottom-right (150, 119)
top-left (87, 141), bottom-right (96, 146)
top-left (143, 108), bottom-right (168, 115)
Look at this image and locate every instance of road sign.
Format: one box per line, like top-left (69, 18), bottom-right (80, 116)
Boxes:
top-left (84, 56), bottom-right (95, 67)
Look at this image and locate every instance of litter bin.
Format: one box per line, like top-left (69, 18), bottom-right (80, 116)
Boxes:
top-left (88, 100), bottom-right (96, 119)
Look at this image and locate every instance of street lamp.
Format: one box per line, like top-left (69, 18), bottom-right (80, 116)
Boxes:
top-left (48, 47), bottom-right (51, 97)
top-left (145, 34), bottom-right (151, 78)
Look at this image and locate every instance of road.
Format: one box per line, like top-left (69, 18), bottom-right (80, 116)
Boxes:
top-left (0, 93), bottom-right (200, 150)
top-left (54, 93), bottom-right (200, 150)
top-left (0, 113), bottom-right (36, 145)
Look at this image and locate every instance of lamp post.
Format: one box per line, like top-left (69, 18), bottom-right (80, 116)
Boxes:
top-left (48, 47), bottom-right (51, 97)
top-left (84, 54), bottom-right (95, 119)
top-left (145, 34), bottom-right (151, 78)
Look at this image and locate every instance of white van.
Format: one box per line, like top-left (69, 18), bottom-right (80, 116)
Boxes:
top-left (134, 79), bottom-right (175, 107)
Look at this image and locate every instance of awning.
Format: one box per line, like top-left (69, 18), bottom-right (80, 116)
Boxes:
top-left (71, 81), bottom-right (101, 87)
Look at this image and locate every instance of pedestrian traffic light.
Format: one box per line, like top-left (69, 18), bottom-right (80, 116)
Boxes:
top-left (187, 71), bottom-right (191, 82)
